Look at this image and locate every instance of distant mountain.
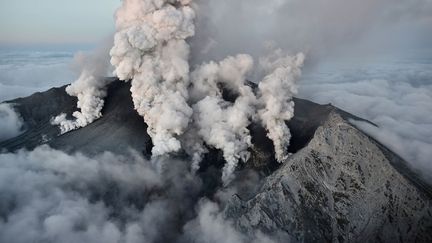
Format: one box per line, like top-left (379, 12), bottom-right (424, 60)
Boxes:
top-left (1, 79), bottom-right (431, 242)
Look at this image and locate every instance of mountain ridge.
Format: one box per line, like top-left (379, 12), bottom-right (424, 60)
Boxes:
top-left (1, 79), bottom-right (431, 242)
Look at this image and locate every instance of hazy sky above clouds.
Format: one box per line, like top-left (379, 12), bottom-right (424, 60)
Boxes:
top-left (191, 0), bottom-right (432, 63)
top-left (0, 0), bottom-right (431, 54)
top-left (0, 0), bottom-right (120, 45)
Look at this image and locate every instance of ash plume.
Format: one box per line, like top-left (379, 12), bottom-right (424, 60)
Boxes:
top-left (110, 0), bottom-right (196, 157)
top-left (53, 0), bottom-right (305, 184)
top-left (257, 50), bottom-right (305, 162)
top-left (187, 54), bottom-right (256, 183)
top-left (52, 43), bottom-right (113, 133)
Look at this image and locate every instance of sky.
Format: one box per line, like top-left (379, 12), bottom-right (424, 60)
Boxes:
top-left (0, 0), bottom-right (120, 45)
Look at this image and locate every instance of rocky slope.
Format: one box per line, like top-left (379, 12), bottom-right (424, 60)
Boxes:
top-left (1, 80), bottom-right (431, 242)
top-left (225, 112), bottom-right (432, 242)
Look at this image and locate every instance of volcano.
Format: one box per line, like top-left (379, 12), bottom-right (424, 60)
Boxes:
top-left (1, 79), bottom-right (431, 242)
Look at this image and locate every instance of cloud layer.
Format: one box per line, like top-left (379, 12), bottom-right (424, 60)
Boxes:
top-left (0, 50), bottom-right (76, 102)
top-left (0, 103), bottom-right (23, 142)
top-left (0, 146), bottom-right (278, 243)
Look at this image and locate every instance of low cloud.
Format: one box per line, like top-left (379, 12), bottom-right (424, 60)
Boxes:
top-left (0, 103), bottom-right (23, 142)
top-left (0, 51), bottom-right (76, 102)
top-left (0, 145), bottom-right (275, 243)
top-left (0, 146), bottom-right (164, 243)
top-left (351, 120), bottom-right (432, 182)
top-left (182, 199), bottom-right (276, 243)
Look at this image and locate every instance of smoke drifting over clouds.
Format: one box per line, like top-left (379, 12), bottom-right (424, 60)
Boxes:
top-left (0, 103), bottom-right (23, 142)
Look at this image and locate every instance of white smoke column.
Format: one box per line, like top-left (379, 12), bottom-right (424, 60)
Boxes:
top-left (52, 74), bottom-right (112, 133)
top-left (257, 50), bottom-right (305, 162)
top-left (188, 54), bottom-right (256, 183)
top-left (52, 46), bottom-right (112, 134)
top-left (110, 0), bottom-right (195, 156)
top-left (49, 0), bottom-right (306, 184)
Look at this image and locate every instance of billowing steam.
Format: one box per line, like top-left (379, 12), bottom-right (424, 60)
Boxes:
top-left (257, 50), bottom-right (305, 161)
top-left (186, 54), bottom-right (256, 183)
top-left (53, 0), bottom-right (304, 184)
top-left (185, 52), bottom-right (304, 183)
top-left (110, 0), bottom-right (196, 157)
top-left (52, 45), bottom-right (113, 133)
top-left (52, 73), bottom-right (112, 133)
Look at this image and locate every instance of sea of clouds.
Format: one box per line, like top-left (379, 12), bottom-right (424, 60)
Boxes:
top-left (0, 49), bottom-right (79, 141)
top-left (0, 50), bottom-right (78, 102)
top-left (0, 146), bottom-right (277, 243)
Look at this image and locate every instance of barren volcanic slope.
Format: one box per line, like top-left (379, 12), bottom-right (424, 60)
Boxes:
top-left (1, 80), bottom-right (432, 242)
